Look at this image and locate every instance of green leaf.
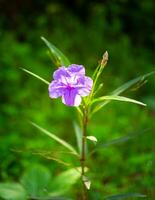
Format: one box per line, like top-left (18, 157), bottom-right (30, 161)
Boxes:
top-left (92, 95), bottom-right (146, 106)
top-left (86, 136), bottom-right (97, 144)
top-left (82, 176), bottom-right (91, 190)
top-left (111, 72), bottom-right (154, 95)
top-left (98, 135), bottom-right (134, 148)
top-left (21, 68), bottom-right (50, 85)
top-left (49, 167), bottom-right (82, 196)
top-left (41, 37), bottom-right (70, 67)
top-left (30, 122), bottom-right (79, 156)
top-left (73, 122), bottom-right (82, 154)
top-left (0, 183), bottom-right (27, 200)
top-left (104, 193), bottom-right (146, 200)
top-left (90, 128), bottom-right (149, 155)
top-left (91, 72), bottom-right (154, 115)
top-left (32, 151), bottom-right (71, 166)
top-left (21, 165), bottom-right (51, 197)
top-left (73, 122), bottom-right (88, 156)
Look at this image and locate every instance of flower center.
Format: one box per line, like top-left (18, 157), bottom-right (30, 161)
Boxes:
top-left (67, 84), bottom-right (74, 90)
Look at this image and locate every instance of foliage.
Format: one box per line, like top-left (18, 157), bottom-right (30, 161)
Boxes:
top-left (0, 165), bottom-right (78, 200)
top-left (0, 183), bottom-right (27, 200)
top-left (1, 1), bottom-right (155, 199)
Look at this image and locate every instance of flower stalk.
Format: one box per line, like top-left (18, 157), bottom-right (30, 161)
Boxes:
top-left (79, 52), bottom-right (108, 198)
top-left (81, 106), bottom-right (88, 200)
top-left (88, 51), bottom-right (108, 104)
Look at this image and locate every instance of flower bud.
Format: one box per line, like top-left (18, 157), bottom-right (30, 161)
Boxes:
top-left (101, 51), bottom-right (108, 67)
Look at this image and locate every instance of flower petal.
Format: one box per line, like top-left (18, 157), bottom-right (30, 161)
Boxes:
top-left (68, 64), bottom-right (85, 75)
top-left (48, 80), bottom-right (65, 98)
top-left (62, 89), bottom-right (82, 106)
top-left (85, 76), bottom-right (93, 90)
top-left (53, 66), bottom-right (70, 80)
top-left (77, 76), bottom-right (93, 96)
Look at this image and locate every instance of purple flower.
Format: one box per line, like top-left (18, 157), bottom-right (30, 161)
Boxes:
top-left (48, 64), bottom-right (93, 106)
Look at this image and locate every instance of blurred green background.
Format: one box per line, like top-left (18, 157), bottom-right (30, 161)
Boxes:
top-left (0, 0), bottom-right (155, 199)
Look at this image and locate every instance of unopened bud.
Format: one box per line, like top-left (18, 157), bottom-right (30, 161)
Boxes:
top-left (101, 51), bottom-right (108, 67)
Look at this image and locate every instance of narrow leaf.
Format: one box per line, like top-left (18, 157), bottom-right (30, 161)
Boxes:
top-left (92, 72), bottom-right (154, 115)
top-left (73, 122), bottom-right (82, 154)
top-left (92, 95), bottom-right (146, 106)
top-left (104, 193), bottom-right (146, 200)
top-left (86, 136), bottom-right (97, 144)
top-left (21, 68), bottom-right (50, 85)
top-left (99, 135), bottom-right (132, 148)
top-left (90, 128), bottom-right (149, 155)
top-left (11, 148), bottom-right (74, 163)
top-left (111, 72), bottom-right (154, 95)
top-left (73, 122), bottom-right (88, 156)
top-left (30, 122), bottom-right (79, 156)
top-left (41, 37), bottom-right (70, 67)
top-left (0, 183), bottom-right (27, 200)
top-left (33, 151), bottom-right (70, 166)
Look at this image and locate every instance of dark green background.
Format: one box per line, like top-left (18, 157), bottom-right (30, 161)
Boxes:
top-left (1, 0), bottom-right (155, 199)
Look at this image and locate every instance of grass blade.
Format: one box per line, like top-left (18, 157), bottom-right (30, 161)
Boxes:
top-left (30, 122), bottom-right (79, 157)
top-left (21, 68), bottom-right (50, 85)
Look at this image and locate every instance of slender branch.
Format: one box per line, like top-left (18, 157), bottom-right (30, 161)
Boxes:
top-left (87, 51), bottom-right (108, 105)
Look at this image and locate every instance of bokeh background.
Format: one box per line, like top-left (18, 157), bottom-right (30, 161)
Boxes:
top-left (1, 0), bottom-right (155, 199)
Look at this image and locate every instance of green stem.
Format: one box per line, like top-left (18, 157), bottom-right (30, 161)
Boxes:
top-left (87, 64), bottom-right (103, 105)
top-left (88, 52), bottom-right (108, 105)
top-left (81, 107), bottom-right (88, 200)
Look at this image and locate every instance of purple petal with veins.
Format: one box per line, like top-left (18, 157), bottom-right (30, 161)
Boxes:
top-left (68, 64), bottom-right (85, 75)
top-left (49, 64), bottom-right (93, 106)
top-left (62, 88), bottom-right (82, 106)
